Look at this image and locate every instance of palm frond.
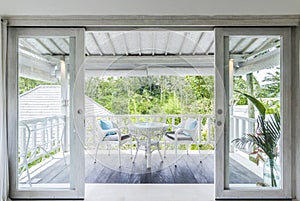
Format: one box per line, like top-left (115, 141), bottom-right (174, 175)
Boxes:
top-left (232, 92), bottom-right (281, 187)
top-left (231, 134), bottom-right (254, 150)
top-left (234, 90), bottom-right (266, 119)
top-left (232, 133), bottom-right (264, 151)
top-left (266, 113), bottom-right (281, 142)
top-left (246, 134), bottom-right (268, 153)
top-left (232, 113), bottom-right (281, 159)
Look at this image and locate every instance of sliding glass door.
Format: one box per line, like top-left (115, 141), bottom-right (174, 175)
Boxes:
top-left (7, 28), bottom-right (85, 199)
top-left (214, 28), bottom-right (292, 199)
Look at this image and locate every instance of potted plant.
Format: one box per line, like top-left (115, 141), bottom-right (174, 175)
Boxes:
top-left (232, 91), bottom-right (281, 187)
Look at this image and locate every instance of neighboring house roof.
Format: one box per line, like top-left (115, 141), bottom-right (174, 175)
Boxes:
top-left (19, 85), bottom-right (113, 121)
top-left (85, 95), bottom-right (113, 117)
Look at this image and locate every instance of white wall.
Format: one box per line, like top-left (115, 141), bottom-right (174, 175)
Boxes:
top-left (0, 0), bottom-right (300, 16)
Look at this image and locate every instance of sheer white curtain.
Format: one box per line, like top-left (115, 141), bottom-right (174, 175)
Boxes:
top-left (0, 19), bottom-right (10, 201)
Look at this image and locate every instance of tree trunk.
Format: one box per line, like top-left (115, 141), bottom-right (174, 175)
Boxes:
top-left (246, 73), bottom-right (255, 119)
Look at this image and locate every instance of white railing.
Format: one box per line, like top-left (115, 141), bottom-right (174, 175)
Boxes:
top-left (17, 113), bottom-right (255, 184)
top-left (85, 114), bottom-right (215, 149)
top-left (18, 114), bottom-right (254, 164)
top-left (18, 115), bottom-right (65, 173)
top-left (231, 115), bottom-right (256, 153)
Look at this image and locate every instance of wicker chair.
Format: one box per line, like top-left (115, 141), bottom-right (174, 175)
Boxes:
top-left (164, 118), bottom-right (200, 167)
top-left (94, 119), bottom-right (132, 168)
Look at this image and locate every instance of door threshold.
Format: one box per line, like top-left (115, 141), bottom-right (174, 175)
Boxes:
top-left (85, 183), bottom-right (214, 201)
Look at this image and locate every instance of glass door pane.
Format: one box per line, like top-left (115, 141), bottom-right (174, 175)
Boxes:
top-left (18, 36), bottom-right (71, 189)
top-left (228, 35), bottom-right (281, 189)
top-left (8, 28), bottom-right (85, 199)
top-left (215, 28), bottom-right (292, 199)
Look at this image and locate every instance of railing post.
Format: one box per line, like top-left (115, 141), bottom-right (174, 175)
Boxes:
top-left (198, 116), bottom-right (202, 145)
top-left (241, 119), bottom-right (248, 152)
top-left (41, 120), bottom-right (46, 152)
top-left (229, 115), bottom-right (234, 153)
top-left (233, 118), bottom-right (239, 152)
top-left (56, 117), bottom-right (59, 148)
top-left (207, 117), bottom-right (211, 144)
top-left (49, 119), bottom-right (53, 152)
top-left (63, 115), bottom-right (69, 152)
top-left (33, 124), bottom-right (37, 149)
top-left (249, 118), bottom-right (255, 134)
top-left (20, 127), bottom-right (26, 165)
top-left (241, 119), bottom-right (246, 137)
top-left (231, 116), bottom-right (257, 154)
top-left (93, 117), bottom-right (97, 148)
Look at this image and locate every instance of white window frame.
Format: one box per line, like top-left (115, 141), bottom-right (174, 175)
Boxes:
top-left (7, 27), bottom-right (85, 199)
top-left (214, 27), bottom-right (292, 199)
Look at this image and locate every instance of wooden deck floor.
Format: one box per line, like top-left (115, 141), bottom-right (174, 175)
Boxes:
top-left (28, 151), bottom-right (263, 184)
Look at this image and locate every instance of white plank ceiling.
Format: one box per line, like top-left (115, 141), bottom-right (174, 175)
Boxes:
top-left (17, 31), bottom-right (280, 81)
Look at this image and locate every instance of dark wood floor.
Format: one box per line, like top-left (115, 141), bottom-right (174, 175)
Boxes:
top-left (29, 152), bottom-right (263, 184)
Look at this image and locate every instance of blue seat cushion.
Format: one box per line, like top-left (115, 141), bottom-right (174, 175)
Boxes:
top-left (182, 118), bottom-right (197, 136)
top-left (184, 118), bottom-right (197, 130)
top-left (182, 131), bottom-right (191, 136)
top-left (99, 120), bottom-right (117, 136)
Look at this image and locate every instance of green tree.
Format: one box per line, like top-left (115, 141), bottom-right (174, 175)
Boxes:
top-left (260, 69), bottom-right (280, 98)
top-left (186, 75), bottom-right (214, 114)
top-left (186, 76), bottom-right (214, 99)
top-left (233, 76), bottom-right (248, 105)
top-left (233, 75), bottom-right (263, 105)
top-left (19, 77), bottom-right (54, 94)
top-left (85, 75), bottom-right (215, 115)
top-left (162, 94), bottom-right (182, 114)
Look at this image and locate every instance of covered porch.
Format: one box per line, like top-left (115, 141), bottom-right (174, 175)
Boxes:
top-left (16, 29), bottom-right (279, 188)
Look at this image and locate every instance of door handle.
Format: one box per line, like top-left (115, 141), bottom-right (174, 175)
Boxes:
top-left (77, 109), bottom-right (83, 114)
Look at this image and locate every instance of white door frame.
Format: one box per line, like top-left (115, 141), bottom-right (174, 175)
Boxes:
top-left (5, 22), bottom-right (295, 200)
top-left (7, 27), bottom-right (85, 199)
top-left (214, 27), bottom-right (292, 199)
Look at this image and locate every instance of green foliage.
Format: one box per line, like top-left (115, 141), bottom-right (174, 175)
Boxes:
top-left (162, 94), bottom-right (182, 114)
top-left (186, 76), bottom-right (214, 99)
top-left (85, 75), bottom-right (215, 115)
top-left (18, 77), bottom-right (54, 94)
top-left (233, 68), bottom-right (280, 106)
top-left (234, 90), bottom-right (266, 119)
top-left (190, 144), bottom-right (214, 150)
top-left (28, 157), bottom-right (43, 169)
top-left (259, 69), bottom-right (280, 98)
top-left (233, 76), bottom-right (248, 105)
top-left (232, 92), bottom-right (281, 187)
top-left (232, 113), bottom-right (280, 187)
top-left (263, 99), bottom-right (280, 114)
top-left (199, 144), bottom-right (215, 150)
top-left (233, 75), bottom-right (264, 105)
